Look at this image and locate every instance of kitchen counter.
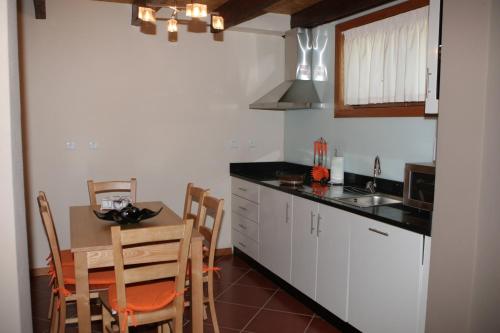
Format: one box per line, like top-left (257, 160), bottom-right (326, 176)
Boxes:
top-left (230, 162), bottom-right (432, 236)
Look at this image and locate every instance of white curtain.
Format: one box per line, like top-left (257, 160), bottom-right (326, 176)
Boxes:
top-left (343, 6), bottom-right (428, 105)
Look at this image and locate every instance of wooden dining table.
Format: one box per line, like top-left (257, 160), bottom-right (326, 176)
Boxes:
top-left (70, 201), bottom-right (204, 333)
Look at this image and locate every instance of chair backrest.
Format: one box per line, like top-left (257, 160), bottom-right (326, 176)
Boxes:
top-left (110, 220), bottom-right (194, 313)
top-left (37, 192), bottom-right (65, 292)
top-left (182, 182), bottom-right (208, 229)
top-left (87, 178), bottom-right (137, 206)
top-left (198, 196), bottom-right (224, 269)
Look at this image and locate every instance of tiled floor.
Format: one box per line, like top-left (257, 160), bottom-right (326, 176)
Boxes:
top-left (31, 255), bottom-right (342, 333)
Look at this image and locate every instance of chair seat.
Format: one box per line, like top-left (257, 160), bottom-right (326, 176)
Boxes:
top-left (61, 265), bottom-right (115, 286)
top-left (108, 280), bottom-right (178, 313)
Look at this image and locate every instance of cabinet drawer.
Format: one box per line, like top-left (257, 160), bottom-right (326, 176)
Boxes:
top-left (232, 178), bottom-right (259, 203)
top-left (232, 213), bottom-right (258, 241)
top-left (232, 229), bottom-right (258, 260)
top-left (232, 195), bottom-right (258, 222)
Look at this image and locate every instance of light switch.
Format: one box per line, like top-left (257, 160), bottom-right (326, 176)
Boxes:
top-left (248, 139), bottom-right (256, 149)
top-left (230, 140), bottom-right (239, 149)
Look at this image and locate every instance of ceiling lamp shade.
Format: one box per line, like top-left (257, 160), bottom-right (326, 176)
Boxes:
top-left (186, 3), bottom-right (207, 18)
top-left (167, 18), bottom-right (178, 32)
top-left (211, 15), bottom-right (224, 31)
top-left (138, 7), bottom-right (156, 23)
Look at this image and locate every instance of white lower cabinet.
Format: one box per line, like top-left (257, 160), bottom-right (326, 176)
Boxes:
top-left (259, 186), bottom-right (293, 282)
top-left (234, 181), bottom-right (430, 332)
top-left (291, 197), bottom-right (350, 321)
top-left (291, 196), bottom-right (319, 299)
top-left (348, 217), bottom-right (424, 333)
top-left (315, 205), bottom-right (350, 322)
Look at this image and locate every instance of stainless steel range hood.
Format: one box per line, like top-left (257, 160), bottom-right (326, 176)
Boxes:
top-left (250, 28), bottom-right (322, 111)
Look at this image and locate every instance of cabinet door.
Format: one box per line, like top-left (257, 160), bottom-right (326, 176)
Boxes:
top-left (259, 186), bottom-right (292, 282)
top-left (349, 217), bottom-right (423, 333)
top-left (291, 196), bottom-right (319, 299)
top-left (316, 204), bottom-right (350, 321)
top-left (425, 0), bottom-right (441, 115)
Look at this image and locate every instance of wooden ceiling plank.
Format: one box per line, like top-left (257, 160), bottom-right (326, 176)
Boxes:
top-left (33, 0), bottom-right (46, 19)
top-left (214, 0), bottom-right (283, 30)
top-left (290, 0), bottom-right (396, 28)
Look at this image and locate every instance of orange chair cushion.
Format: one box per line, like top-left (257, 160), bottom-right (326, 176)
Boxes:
top-left (47, 250), bottom-right (74, 267)
top-left (60, 250), bottom-right (74, 267)
top-left (61, 265), bottom-right (115, 286)
top-left (108, 280), bottom-right (178, 313)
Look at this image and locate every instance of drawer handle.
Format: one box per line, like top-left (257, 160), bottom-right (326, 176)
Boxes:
top-left (285, 202), bottom-right (289, 224)
top-left (310, 211), bottom-right (316, 235)
top-left (238, 187), bottom-right (248, 192)
top-left (238, 241), bottom-right (247, 248)
top-left (369, 228), bottom-right (389, 237)
top-left (316, 214), bottom-right (322, 237)
top-left (238, 206), bottom-right (248, 211)
top-left (238, 224), bottom-right (247, 230)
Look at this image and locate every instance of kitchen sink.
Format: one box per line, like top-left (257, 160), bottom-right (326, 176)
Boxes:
top-left (335, 194), bottom-right (402, 208)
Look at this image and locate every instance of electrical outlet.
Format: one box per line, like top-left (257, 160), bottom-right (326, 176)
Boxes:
top-left (88, 141), bottom-right (98, 150)
top-left (65, 141), bottom-right (76, 150)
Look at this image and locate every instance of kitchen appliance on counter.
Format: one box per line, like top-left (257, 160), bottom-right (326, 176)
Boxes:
top-left (403, 162), bottom-right (436, 211)
top-left (312, 138), bottom-right (330, 183)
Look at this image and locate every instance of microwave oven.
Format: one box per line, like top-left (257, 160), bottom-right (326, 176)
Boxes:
top-left (403, 162), bottom-right (436, 211)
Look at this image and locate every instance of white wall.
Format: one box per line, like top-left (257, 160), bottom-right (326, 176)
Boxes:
top-left (20, 0), bottom-right (285, 268)
top-left (426, 0), bottom-right (500, 331)
top-left (0, 0), bottom-right (32, 331)
top-left (284, 5), bottom-right (437, 181)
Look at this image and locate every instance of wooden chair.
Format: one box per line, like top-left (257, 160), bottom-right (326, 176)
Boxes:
top-left (87, 178), bottom-right (137, 206)
top-left (102, 220), bottom-right (194, 333)
top-left (37, 192), bottom-right (110, 332)
top-left (193, 195), bottom-right (225, 333)
top-left (182, 182), bottom-right (208, 229)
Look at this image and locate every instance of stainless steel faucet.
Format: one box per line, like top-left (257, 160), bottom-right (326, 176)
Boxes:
top-left (366, 155), bottom-right (382, 194)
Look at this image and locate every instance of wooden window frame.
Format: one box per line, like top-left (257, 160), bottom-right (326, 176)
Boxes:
top-left (334, 0), bottom-right (429, 118)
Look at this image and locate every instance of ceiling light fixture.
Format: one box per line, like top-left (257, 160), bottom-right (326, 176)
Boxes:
top-left (138, 7), bottom-right (156, 23)
top-left (137, 1), bottom-right (223, 40)
top-left (211, 15), bottom-right (224, 31)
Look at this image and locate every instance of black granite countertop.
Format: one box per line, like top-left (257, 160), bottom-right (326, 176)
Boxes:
top-left (230, 162), bottom-right (432, 236)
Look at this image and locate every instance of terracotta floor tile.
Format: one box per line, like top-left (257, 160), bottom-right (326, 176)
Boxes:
top-left (216, 255), bottom-right (251, 270)
top-left (216, 284), bottom-right (276, 308)
top-left (235, 269), bottom-right (278, 290)
top-left (214, 265), bottom-right (250, 287)
top-left (245, 309), bottom-right (312, 333)
top-left (306, 316), bottom-right (343, 333)
top-left (31, 255), bottom-right (345, 333)
top-left (204, 301), bottom-right (259, 330)
top-left (264, 290), bottom-right (314, 315)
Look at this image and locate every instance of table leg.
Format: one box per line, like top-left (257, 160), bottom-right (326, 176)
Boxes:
top-left (75, 252), bottom-right (91, 333)
top-left (191, 238), bottom-right (203, 333)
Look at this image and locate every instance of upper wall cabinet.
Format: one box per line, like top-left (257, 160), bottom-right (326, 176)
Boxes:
top-left (335, 0), bottom-right (441, 117)
top-left (425, 0), bottom-right (442, 115)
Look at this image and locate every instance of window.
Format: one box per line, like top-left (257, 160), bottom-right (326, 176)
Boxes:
top-left (335, 0), bottom-right (430, 117)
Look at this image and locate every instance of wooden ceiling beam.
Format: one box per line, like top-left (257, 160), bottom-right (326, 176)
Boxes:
top-left (214, 0), bottom-right (283, 30)
top-left (33, 0), bottom-right (46, 19)
top-left (131, 4), bottom-right (141, 26)
top-left (291, 0), bottom-right (396, 28)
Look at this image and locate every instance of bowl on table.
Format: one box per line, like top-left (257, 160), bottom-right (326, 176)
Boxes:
top-left (93, 204), bottom-right (162, 225)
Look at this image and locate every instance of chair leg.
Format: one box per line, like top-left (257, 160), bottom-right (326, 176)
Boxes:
top-left (49, 299), bottom-right (58, 333)
top-left (203, 304), bottom-right (208, 320)
top-left (58, 298), bottom-right (67, 333)
top-left (208, 273), bottom-right (220, 333)
top-left (48, 292), bottom-right (54, 319)
top-left (102, 306), bottom-right (113, 333)
top-left (173, 317), bottom-right (183, 333)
